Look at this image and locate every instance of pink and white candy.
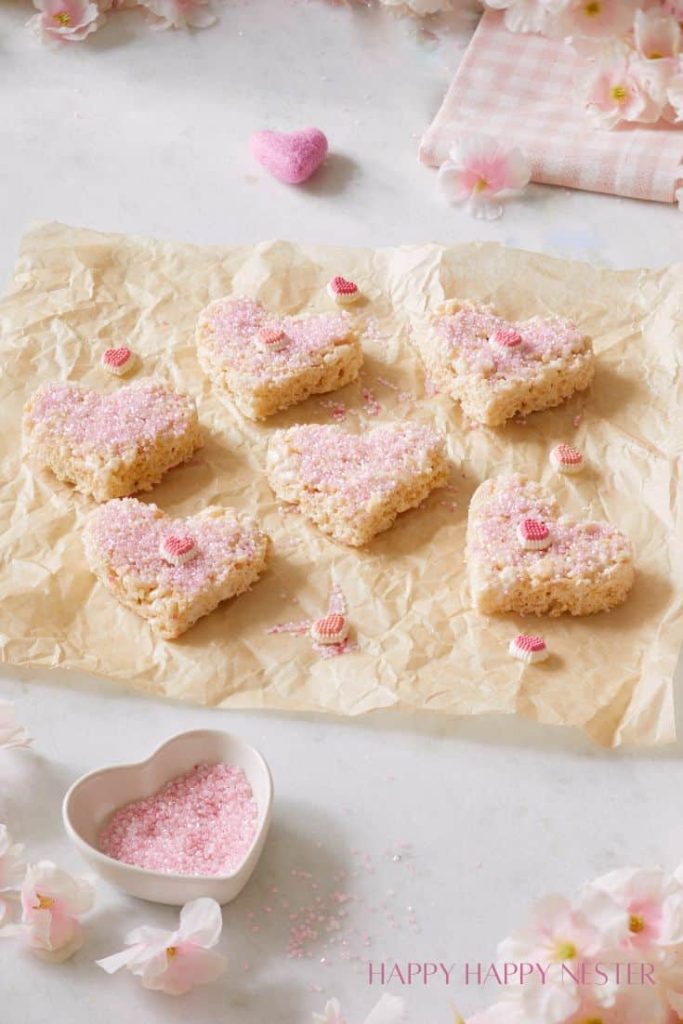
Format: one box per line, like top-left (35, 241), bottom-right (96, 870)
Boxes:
top-left (257, 327), bottom-right (289, 352)
top-left (517, 517), bottom-right (551, 551)
top-left (310, 612), bottom-right (349, 645)
top-left (327, 276), bottom-right (359, 306)
top-left (101, 346), bottom-right (136, 376)
top-left (509, 633), bottom-right (548, 664)
top-left (550, 443), bottom-right (584, 475)
top-left (489, 327), bottom-right (522, 352)
top-left (160, 534), bottom-right (198, 566)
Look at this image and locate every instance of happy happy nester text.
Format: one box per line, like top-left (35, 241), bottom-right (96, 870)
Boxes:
top-left (367, 961), bottom-right (656, 988)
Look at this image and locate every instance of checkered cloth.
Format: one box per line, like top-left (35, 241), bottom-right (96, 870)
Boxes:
top-left (420, 10), bottom-right (683, 204)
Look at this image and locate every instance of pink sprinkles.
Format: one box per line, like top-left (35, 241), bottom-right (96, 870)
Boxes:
top-left (99, 762), bottom-right (259, 876)
top-left (473, 478), bottom-right (631, 579)
top-left (89, 499), bottom-right (261, 599)
top-left (205, 298), bottom-right (352, 383)
top-left (272, 423), bottom-right (443, 511)
top-left (435, 305), bottom-right (585, 381)
top-left (27, 382), bottom-right (195, 456)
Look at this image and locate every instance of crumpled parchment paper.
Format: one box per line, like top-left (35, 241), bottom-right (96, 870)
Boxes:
top-left (1, 221), bottom-right (682, 748)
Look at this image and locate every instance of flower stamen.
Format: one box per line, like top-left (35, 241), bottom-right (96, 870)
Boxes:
top-left (553, 939), bottom-right (577, 961)
top-left (34, 893), bottom-right (55, 910)
top-left (53, 10), bottom-right (71, 25)
top-left (629, 913), bottom-right (645, 934)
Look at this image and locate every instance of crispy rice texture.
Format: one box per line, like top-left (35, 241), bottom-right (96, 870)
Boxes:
top-left (467, 474), bottom-right (634, 617)
top-left (266, 422), bottom-right (449, 547)
top-left (84, 499), bottom-right (269, 640)
top-left (195, 296), bottom-right (363, 420)
top-left (24, 381), bottom-right (203, 503)
top-left (414, 300), bottom-right (595, 427)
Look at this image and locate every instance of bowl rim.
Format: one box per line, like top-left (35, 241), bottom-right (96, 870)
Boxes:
top-left (62, 728), bottom-right (273, 885)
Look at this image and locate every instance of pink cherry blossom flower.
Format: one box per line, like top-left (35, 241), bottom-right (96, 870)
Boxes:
top-left (380, 0), bottom-right (454, 13)
top-left (662, 2), bottom-right (683, 24)
top-left (438, 134), bottom-right (531, 220)
top-left (0, 826), bottom-right (26, 893)
top-left (484, 0), bottom-right (567, 36)
top-left (0, 701), bottom-right (32, 750)
top-left (97, 897), bottom-right (227, 995)
top-left (581, 868), bottom-right (683, 954)
top-left (584, 51), bottom-right (665, 127)
top-left (462, 1003), bottom-right (523, 1024)
top-left (30, 0), bottom-right (101, 41)
top-left (495, 892), bottom-right (623, 1024)
top-left (313, 995), bottom-right (404, 1024)
top-left (582, 867), bottom-right (683, 951)
top-left (139, 0), bottom-right (217, 30)
top-left (667, 57), bottom-right (683, 120)
top-left (0, 826), bottom-right (25, 933)
top-left (20, 860), bottom-right (95, 962)
top-left (558, 0), bottom-right (638, 39)
top-left (497, 893), bottom-right (607, 965)
top-left (635, 8), bottom-right (681, 61)
top-left (561, 989), bottom-right (656, 1024)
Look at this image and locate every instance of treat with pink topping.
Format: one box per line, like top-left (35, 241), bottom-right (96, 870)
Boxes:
top-left (413, 300), bottom-right (594, 427)
top-left (83, 498), bottom-right (268, 639)
top-left (195, 296), bottom-right (363, 420)
top-left (24, 381), bottom-right (203, 503)
top-left (266, 422), bottom-right (449, 547)
top-left (467, 474), bottom-right (633, 616)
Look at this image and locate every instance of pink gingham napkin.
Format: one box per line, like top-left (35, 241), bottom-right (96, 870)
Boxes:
top-left (420, 10), bottom-right (683, 204)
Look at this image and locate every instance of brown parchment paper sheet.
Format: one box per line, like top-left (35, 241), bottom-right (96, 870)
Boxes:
top-left (1, 222), bottom-right (682, 748)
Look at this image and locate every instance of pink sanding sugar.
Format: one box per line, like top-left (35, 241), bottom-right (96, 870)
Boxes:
top-left (99, 762), bottom-right (259, 876)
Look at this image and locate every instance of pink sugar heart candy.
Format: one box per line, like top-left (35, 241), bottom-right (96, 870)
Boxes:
top-left (550, 443), bottom-right (584, 474)
top-left (327, 276), bottom-right (359, 306)
top-left (490, 327), bottom-right (522, 350)
top-left (310, 612), bottom-right (349, 645)
top-left (101, 346), bottom-right (135, 376)
top-left (250, 127), bottom-right (329, 185)
top-left (509, 633), bottom-right (548, 664)
top-left (257, 327), bottom-right (288, 352)
top-left (517, 517), bottom-right (551, 550)
top-left (330, 277), bottom-right (357, 295)
top-left (160, 534), bottom-right (198, 566)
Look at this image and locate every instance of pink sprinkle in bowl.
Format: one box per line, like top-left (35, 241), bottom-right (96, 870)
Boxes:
top-left (62, 729), bottom-right (273, 906)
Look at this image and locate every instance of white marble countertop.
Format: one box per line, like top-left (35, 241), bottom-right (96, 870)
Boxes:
top-left (2, 1), bottom-right (683, 1021)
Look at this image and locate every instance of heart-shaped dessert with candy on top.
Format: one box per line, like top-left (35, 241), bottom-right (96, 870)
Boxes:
top-left (414, 300), bottom-right (594, 426)
top-left (467, 474), bottom-right (634, 616)
top-left (24, 381), bottom-right (203, 503)
top-left (195, 296), bottom-right (363, 420)
top-left (84, 498), bottom-right (269, 639)
top-left (266, 421), bottom-right (449, 547)
top-left (250, 127), bottom-right (328, 184)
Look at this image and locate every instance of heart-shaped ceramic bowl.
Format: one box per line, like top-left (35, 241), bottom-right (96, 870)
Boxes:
top-left (62, 729), bottom-right (273, 906)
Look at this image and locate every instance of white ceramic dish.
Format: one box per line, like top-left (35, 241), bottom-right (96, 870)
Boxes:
top-left (62, 729), bottom-right (273, 906)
